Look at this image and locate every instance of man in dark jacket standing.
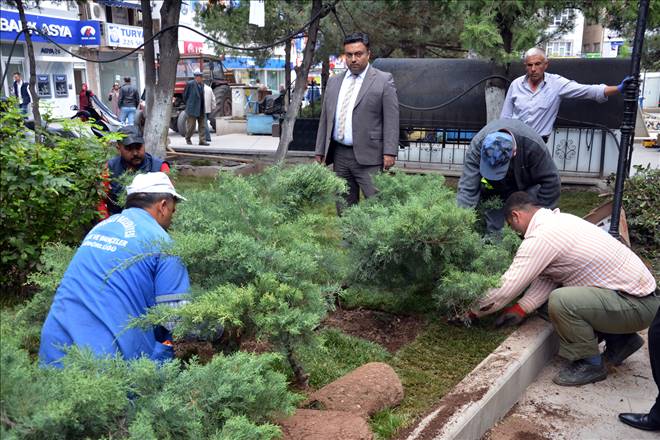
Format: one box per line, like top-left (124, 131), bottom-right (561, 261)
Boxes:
top-left (12, 72), bottom-right (31, 114)
top-left (456, 118), bottom-right (560, 235)
top-left (118, 76), bottom-right (140, 125)
top-left (183, 70), bottom-right (208, 146)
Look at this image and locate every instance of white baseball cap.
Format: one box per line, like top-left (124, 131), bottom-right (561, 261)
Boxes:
top-left (126, 172), bottom-right (187, 201)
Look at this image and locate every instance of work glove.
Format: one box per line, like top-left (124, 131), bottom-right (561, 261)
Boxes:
top-left (448, 311), bottom-right (478, 327)
top-left (494, 303), bottom-right (527, 328)
top-left (617, 75), bottom-right (634, 93)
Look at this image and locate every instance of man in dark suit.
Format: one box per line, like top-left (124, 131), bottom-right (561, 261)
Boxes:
top-left (12, 72), bottom-right (31, 114)
top-left (315, 32), bottom-right (399, 213)
top-left (183, 70), bottom-right (208, 146)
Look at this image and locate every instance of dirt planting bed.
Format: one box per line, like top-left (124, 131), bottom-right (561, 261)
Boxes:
top-left (322, 307), bottom-right (426, 353)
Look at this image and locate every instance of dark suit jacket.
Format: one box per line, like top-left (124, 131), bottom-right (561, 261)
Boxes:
top-left (315, 65), bottom-right (399, 166)
top-left (13, 80), bottom-right (31, 105)
top-left (183, 80), bottom-right (205, 118)
top-left (456, 118), bottom-right (560, 209)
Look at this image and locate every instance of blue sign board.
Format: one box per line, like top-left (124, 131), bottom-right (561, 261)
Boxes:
top-left (224, 56), bottom-right (285, 70)
top-left (0, 10), bottom-right (100, 46)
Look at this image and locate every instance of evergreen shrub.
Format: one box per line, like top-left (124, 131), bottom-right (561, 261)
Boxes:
top-left (0, 102), bottom-right (112, 293)
top-left (623, 165), bottom-right (660, 253)
top-left (340, 172), bottom-right (520, 316)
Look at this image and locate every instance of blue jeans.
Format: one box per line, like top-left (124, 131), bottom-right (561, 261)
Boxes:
top-left (205, 112), bottom-right (212, 142)
top-left (120, 106), bottom-right (136, 125)
top-left (19, 103), bottom-right (29, 114)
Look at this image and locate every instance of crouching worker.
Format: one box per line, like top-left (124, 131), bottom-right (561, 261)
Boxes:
top-left (471, 192), bottom-right (658, 386)
top-left (456, 119), bottom-right (560, 236)
top-left (98, 125), bottom-right (170, 219)
top-left (39, 173), bottom-right (189, 366)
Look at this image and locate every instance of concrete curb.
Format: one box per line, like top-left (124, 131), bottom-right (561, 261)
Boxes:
top-left (402, 317), bottom-right (558, 440)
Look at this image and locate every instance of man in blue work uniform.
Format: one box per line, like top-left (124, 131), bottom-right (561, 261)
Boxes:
top-left (39, 172), bottom-right (189, 366)
top-left (501, 47), bottom-right (632, 142)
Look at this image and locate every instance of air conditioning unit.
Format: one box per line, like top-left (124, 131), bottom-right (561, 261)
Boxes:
top-left (90, 3), bottom-right (106, 21)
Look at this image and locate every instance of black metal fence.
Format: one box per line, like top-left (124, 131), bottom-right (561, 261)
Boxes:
top-left (397, 126), bottom-right (621, 178)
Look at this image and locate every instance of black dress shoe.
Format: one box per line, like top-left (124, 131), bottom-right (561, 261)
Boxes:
top-left (552, 359), bottom-right (607, 386)
top-left (604, 333), bottom-right (644, 366)
top-left (618, 413), bottom-right (660, 431)
top-left (185, 138), bottom-right (192, 145)
top-left (199, 142), bottom-right (209, 146)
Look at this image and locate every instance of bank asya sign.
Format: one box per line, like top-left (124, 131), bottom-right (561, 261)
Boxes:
top-left (0, 10), bottom-right (100, 46)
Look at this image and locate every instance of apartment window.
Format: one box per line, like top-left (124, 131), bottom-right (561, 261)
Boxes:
top-left (583, 44), bottom-right (591, 53)
top-left (552, 10), bottom-right (572, 26)
top-left (546, 41), bottom-right (573, 57)
top-left (593, 43), bottom-right (600, 52)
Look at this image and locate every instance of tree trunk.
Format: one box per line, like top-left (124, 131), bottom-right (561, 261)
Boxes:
top-left (274, 0), bottom-right (327, 163)
top-left (286, 342), bottom-right (309, 389)
top-left (142, 0), bottom-right (181, 158)
top-left (284, 37), bottom-right (292, 111)
top-left (321, 56), bottom-right (329, 95)
top-left (15, 0), bottom-right (41, 130)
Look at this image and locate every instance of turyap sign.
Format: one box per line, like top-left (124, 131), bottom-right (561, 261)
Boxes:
top-left (105, 23), bottom-right (143, 49)
top-left (0, 10), bottom-right (100, 46)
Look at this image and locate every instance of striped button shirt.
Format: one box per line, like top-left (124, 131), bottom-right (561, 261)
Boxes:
top-left (475, 208), bottom-right (656, 316)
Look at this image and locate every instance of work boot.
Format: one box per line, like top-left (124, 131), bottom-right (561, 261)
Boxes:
top-left (604, 333), bottom-right (644, 366)
top-left (199, 142), bottom-right (210, 146)
top-left (552, 359), bottom-right (607, 386)
top-left (186, 138), bottom-right (192, 145)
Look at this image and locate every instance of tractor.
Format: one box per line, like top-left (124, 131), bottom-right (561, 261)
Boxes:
top-left (170, 54), bottom-right (239, 134)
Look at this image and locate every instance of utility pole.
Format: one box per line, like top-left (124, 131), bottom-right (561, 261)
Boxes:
top-left (609, 0), bottom-right (649, 239)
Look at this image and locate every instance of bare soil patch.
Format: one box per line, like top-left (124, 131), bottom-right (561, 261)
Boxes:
top-left (279, 409), bottom-right (373, 440)
top-left (322, 308), bottom-right (425, 353)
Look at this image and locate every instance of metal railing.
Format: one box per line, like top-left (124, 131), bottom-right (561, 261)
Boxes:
top-left (397, 126), bottom-right (622, 178)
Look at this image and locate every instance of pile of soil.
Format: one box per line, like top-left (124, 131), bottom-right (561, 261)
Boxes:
top-left (279, 409), bottom-right (373, 440)
top-left (307, 362), bottom-right (404, 417)
top-left (322, 308), bottom-right (425, 352)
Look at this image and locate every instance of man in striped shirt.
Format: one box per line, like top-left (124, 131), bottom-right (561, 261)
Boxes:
top-left (473, 191), bottom-right (658, 386)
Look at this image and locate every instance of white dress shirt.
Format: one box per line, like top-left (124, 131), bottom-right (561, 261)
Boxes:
top-left (333, 64), bottom-right (369, 146)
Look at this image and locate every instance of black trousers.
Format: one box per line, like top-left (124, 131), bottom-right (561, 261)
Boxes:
top-left (650, 305), bottom-right (660, 423)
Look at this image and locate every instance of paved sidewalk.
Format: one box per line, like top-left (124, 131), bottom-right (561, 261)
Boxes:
top-left (485, 329), bottom-right (657, 440)
top-left (167, 130), bottom-right (279, 155)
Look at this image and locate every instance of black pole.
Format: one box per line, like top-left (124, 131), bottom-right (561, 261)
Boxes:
top-left (609, 0), bottom-right (649, 239)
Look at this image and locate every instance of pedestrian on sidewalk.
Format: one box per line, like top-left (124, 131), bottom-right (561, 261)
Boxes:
top-left (118, 76), bottom-right (140, 125)
top-left (79, 83), bottom-right (94, 112)
top-left (469, 191), bottom-right (658, 387)
top-left (203, 83), bottom-right (216, 143)
top-left (183, 70), bottom-right (208, 146)
top-left (618, 306), bottom-right (660, 432)
top-left (12, 72), bottom-right (31, 114)
top-left (107, 82), bottom-right (121, 118)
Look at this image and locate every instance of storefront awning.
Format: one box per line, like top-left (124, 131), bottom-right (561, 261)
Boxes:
top-left (96, 0), bottom-right (142, 10)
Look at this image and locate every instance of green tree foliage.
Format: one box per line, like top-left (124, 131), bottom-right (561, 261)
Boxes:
top-left (582, 0), bottom-right (660, 69)
top-left (0, 101), bottom-right (111, 294)
top-left (1, 316), bottom-right (298, 439)
top-left (623, 165), bottom-right (660, 270)
top-left (340, 172), bottom-right (520, 316)
top-left (198, 0), bottom-right (308, 66)
top-left (133, 164), bottom-right (347, 386)
top-left (458, 0), bottom-right (579, 61)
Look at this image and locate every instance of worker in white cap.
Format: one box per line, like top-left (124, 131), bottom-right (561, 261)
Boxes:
top-left (39, 172), bottom-right (190, 366)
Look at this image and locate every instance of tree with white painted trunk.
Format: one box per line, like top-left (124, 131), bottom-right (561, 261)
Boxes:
top-left (141, 0), bottom-right (182, 158)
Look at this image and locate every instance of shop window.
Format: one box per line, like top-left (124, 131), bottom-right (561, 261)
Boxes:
top-left (37, 74), bottom-right (52, 98)
top-left (54, 74), bottom-right (68, 97)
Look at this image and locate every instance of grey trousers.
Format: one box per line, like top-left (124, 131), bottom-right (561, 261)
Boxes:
top-left (185, 113), bottom-right (206, 144)
top-left (333, 144), bottom-right (381, 214)
top-left (548, 286), bottom-right (660, 361)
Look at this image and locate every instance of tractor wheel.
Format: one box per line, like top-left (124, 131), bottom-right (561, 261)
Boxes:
top-left (177, 110), bottom-right (188, 136)
top-left (213, 85), bottom-right (232, 117)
